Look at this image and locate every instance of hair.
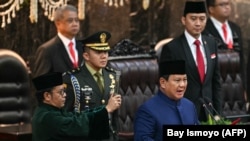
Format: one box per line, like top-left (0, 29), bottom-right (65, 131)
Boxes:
top-left (161, 75), bottom-right (170, 80)
top-left (54, 5), bottom-right (77, 22)
top-left (206, 0), bottom-right (216, 7)
top-left (35, 88), bottom-right (53, 104)
top-left (83, 46), bottom-right (90, 53)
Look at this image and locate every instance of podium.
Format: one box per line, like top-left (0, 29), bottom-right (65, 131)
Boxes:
top-left (0, 124), bottom-right (32, 141)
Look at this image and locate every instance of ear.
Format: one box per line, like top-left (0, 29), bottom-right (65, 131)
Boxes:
top-left (83, 52), bottom-right (89, 61)
top-left (43, 92), bottom-right (52, 101)
top-left (181, 16), bottom-right (185, 25)
top-left (208, 7), bottom-right (215, 15)
top-left (54, 21), bottom-right (60, 27)
top-left (159, 77), bottom-right (167, 88)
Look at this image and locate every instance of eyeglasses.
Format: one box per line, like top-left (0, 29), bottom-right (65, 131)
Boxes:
top-left (214, 2), bottom-right (231, 7)
top-left (53, 89), bottom-right (66, 96)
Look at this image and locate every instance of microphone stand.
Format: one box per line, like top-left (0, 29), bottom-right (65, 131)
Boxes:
top-left (199, 98), bottom-right (219, 125)
top-left (204, 97), bottom-right (226, 124)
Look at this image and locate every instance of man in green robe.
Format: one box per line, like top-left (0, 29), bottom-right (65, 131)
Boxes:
top-left (32, 72), bottom-right (122, 141)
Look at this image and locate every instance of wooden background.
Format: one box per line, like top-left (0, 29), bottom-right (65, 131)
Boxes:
top-left (0, 0), bottom-right (249, 71)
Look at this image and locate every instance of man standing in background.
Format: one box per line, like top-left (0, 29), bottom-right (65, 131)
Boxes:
top-left (33, 5), bottom-right (83, 77)
top-left (160, 0), bottom-right (221, 122)
top-left (203, 0), bottom-right (248, 104)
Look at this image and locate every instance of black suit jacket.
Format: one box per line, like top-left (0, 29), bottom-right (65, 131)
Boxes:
top-left (160, 34), bottom-right (222, 122)
top-left (203, 18), bottom-right (246, 89)
top-left (32, 35), bottom-right (83, 77)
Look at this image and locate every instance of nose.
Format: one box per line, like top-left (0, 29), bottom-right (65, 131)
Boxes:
top-left (195, 19), bottom-right (202, 26)
top-left (179, 80), bottom-right (187, 87)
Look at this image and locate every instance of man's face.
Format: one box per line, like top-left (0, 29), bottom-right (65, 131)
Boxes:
top-left (209, 0), bottom-right (232, 21)
top-left (181, 13), bottom-right (207, 38)
top-left (83, 49), bottom-right (109, 71)
top-left (56, 10), bottom-right (80, 39)
top-left (44, 84), bottom-right (66, 108)
top-left (160, 74), bottom-right (187, 101)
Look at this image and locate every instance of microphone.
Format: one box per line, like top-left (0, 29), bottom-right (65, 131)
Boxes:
top-left (203, 97), bottom-right (226, 124)
top-left (199, 98), bottom-right (219, 124)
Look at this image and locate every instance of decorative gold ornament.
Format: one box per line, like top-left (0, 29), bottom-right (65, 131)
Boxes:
top-left (109, 74), bottom-right (115, 94)
top-left (0, 0), bottom-right (152, 28)
top-left (39, 0), bottom-right (68, 21)
top-left (30, 0), bottom-right (38, 23)
top-left (104, 0), bottom-right (125, 8)
top-left (78, 0), bottom-right (85, 20)
top-left (0, 0), bottom-right (25, 28)
top-left (142, 0), bottom-right (150, 10)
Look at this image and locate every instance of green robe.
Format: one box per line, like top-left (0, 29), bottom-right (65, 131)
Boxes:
top-left (32, 103), bottom-right (110, 141)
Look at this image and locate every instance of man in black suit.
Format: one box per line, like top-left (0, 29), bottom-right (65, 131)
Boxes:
top-left (63, 31), bottom-right (121, 141)
top-left (32, 5), bottom-right (83, 77)
top-left (160, 1), bottom-right (221, 122)
top-left (203, 0), bottom-right (246, 94)
top-left (204, 0), bottom-right (243, 52)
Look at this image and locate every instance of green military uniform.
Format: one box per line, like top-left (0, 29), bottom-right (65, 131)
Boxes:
top-left (62, 31), bottom-right (120, 141)
top-left (32, 103), bottom-right (110, 141)
top-left (63, 65), bottom-right (119, 141)
top-left (63, 65), bottom-right (117, 110)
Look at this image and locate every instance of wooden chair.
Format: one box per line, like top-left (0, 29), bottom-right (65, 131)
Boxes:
top-left (0, 49), bottom-right (32, 141)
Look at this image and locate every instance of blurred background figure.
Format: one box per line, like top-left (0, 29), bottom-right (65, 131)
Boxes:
top-left (203, 0), bottom-right (247, 104)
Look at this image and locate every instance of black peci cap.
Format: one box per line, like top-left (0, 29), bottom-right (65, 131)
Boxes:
top-left (183, 1), bottom-right (207, 16)
top-left (32, 72), bottom-right (63, 91)
top-left (81, 31), bottom-right (111, 51)
top-left (159, 60), bottom-right (186, 77)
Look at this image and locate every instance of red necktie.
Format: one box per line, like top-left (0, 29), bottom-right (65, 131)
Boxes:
top-left (222, 23), bottom-right (233, 49)
top-left (68, 41), bottom-right (78, 68)
top-left (194, 40), bottom-right (205, 83)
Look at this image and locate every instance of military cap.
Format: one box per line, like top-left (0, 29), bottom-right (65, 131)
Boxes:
top-left (159, 60), bottom-right (186, 77)
top-left (32, 72), bottom-right (63, 91)
top-left (183, 1), bottom-right (207, 16)
top-left (81, 31), bottom-right (111, 51)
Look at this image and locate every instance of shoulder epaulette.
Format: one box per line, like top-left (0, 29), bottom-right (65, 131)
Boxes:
top-left (62, 67), bottom-right (81, 76)
top-left (105, 66), bottom-right (117, 72)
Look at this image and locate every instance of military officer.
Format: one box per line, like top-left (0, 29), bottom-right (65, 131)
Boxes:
top-left (63, 31), bottom-right (121, 141)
